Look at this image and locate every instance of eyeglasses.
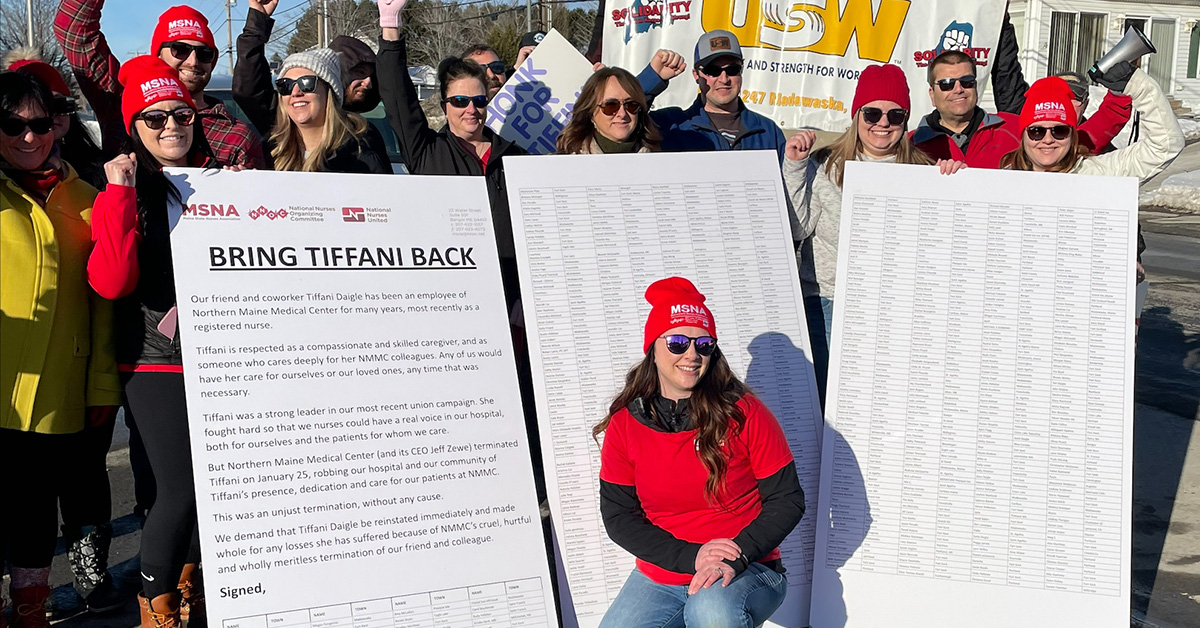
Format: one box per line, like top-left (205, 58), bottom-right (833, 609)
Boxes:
top-left (135, 107), bottom-right (196, 130)
top-left (598, 99), bottom-right (642, 116)
top-left (660, 334), bottom-right (718, 357)
top-left (442, 95), bottom-right (489, 109)
top-left (275, 75), bottom-right (320, 96)
top-left (934, 76), bottom-right (977, 91)
top-left (0, 116), bottom-right (54, 137)
top-left (482, 61), bottom-right (507, 76)
top-left (1025, 124), bottom-right (1072, 141)
top-left (700, 63), bottom-right (742, 78)
top-left (163, 41), bottom-right (217, 64)
top-left (860, 107), bottom-right (908, 126)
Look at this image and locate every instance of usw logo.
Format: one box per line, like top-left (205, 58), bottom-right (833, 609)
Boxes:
top-left (701, 0), bottom-right (910, 62)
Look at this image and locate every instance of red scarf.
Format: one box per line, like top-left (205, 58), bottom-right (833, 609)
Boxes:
top-left (3, 161), bottom-right (64, 205)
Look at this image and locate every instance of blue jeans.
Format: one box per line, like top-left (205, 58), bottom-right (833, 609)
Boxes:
top-left (598, 563), bottom-right (788, 628)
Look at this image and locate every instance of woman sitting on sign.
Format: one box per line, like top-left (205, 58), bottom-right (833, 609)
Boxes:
top-left (782, 64), bottom-right (964, 403)
top-left (86, 56), bottom-right (215, 626)
top-left (595, 277), bottom-right (804, 628)
top-left (233, 0), bottom-right (388, 173)
top-left (556, 67), bottom-right (661, 154)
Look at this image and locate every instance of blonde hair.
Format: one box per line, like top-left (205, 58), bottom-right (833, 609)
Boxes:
top-left (1000, 127), bottom-right (1090, 172)
top-left (268, 80), bottom-right (368, 172)
top-left (822, 111), bottom-right (932, 188)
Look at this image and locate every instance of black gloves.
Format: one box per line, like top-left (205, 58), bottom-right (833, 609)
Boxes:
top-left (1090, 60), bottom-right (1135, 94)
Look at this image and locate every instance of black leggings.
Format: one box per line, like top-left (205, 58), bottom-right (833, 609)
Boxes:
top-left (59, 419), bottom-right (116, 531)
top-left (122, 372), bottom-right (201, 598)
top-left (0, 429), bottom-right (62, 568)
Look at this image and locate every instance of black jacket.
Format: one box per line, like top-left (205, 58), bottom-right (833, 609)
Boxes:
top-left (376, 34), bottom-right (527, 260)
top-left (233, 8), bottom-right (388, 174)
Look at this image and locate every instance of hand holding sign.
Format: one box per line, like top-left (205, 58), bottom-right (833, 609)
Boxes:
top-left (651, 49), bottom-right (687, 80)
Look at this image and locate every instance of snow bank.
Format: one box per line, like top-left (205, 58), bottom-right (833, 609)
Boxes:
top-left (1140, 169), bottom-right (1200, 213)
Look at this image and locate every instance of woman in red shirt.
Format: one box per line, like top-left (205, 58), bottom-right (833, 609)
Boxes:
top-left (596, 277), bottom-right (804, 627)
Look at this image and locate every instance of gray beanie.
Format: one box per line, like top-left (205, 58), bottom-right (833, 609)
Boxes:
top-left (278, 48), bottom-right (344, 104)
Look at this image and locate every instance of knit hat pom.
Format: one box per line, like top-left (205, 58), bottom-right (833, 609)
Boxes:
top-left (278, 48), bottom-right (345, 104)
top-left (1019, 76), bottom-right (1078, 131)
top-left (851, 63), bottom-right (911, 117)
top-left (643, 277), bottom-right (716, 354)
top-left (118, 55), bottom-right (196, 131)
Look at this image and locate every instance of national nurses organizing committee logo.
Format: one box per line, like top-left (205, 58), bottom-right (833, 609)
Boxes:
top-left (699, 0), bottom-right (910, 62)
top-left (912, 21), bottom-right (991, 68)
top-left (248, 205), bottom-right (288, 220)
top-left (342, 207), bottom-right (365, 222)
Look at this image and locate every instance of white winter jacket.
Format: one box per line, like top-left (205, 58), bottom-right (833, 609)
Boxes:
top-left (1070, 68), bottom-right (1184, 179)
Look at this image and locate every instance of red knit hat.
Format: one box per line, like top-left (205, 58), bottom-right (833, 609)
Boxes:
top-left (8, 59), bottom-right (71, 97)
top-left (151, 6), bottom-right (217, 56)
top-left (118, 56), bottom-right (196, 131)
top-left (643, 277), bottom-right (716, 354)
top-left (851, 64), bottom-right (911, 117)
top-left (1019, 76), bottom-right (1077, 131)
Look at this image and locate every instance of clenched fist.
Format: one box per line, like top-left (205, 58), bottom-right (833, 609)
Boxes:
top-left (785, 130), bottom-right (816, 162)
top-left (379, 0), bottom-right (408, 28)
top-left (651, 49), bottom-right (686, 81)
top-left (104, 153), bottom-right (137, 188)
top-left (249, 0), bottom-right (279, 16)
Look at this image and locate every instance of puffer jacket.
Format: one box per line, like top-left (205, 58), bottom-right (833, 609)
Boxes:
top-left (1, 165), bottom-right (121, 433)
top-left (1070, 69), bottom-right (1184, 179)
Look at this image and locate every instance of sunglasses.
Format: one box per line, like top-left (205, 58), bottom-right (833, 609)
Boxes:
top-left (442, 95), bottom-right (489, 109)
top-left (275, 75), bottom-right (320, 96)
top-left (0, 116), bottom-right (54, 137)
top-left (135, 107), bottom-right (196, 130)
top-left (700, 63), bottom-right (742, 78)
top-left (164, 41), bottom-right (217, 64)
top-left (1025, 124), bottom-right (1072, 141)
top-left (660, 334), bottom-right (718, 357)
top-left (935, 76), bottom-right (977, 91)
top-left (482, 61), bottom-right (507, 76)
top-left (860, 107), bottom-right (908, 126)
top-left (598, 99), bottom-right (642, 116)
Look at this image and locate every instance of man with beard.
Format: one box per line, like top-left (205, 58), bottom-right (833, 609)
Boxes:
top-left (330, 35), bottom-right (391, 169)
top-left (462, 44), bottom-right (508, 101)
top-left (55, 3), bottom-right (265, 168)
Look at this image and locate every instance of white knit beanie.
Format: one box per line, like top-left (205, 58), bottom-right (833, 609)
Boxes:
top-left (278, 48), bottom-right (344, 104)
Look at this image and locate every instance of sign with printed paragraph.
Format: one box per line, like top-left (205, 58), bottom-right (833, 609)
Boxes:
top-left (165, 168), bottom-right (555, 628)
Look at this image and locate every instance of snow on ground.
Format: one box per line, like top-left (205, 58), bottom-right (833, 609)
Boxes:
top-left (1141, 169), bottom-right (1200, 213)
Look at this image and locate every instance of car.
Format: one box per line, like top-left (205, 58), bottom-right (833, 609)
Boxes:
top-left (204, 75), bottom-right (409, 174)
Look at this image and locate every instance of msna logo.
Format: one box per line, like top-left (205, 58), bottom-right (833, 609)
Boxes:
top-left (701, 0), bottom-right (910, 62)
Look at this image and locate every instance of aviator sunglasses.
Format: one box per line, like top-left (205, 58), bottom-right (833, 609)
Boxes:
top-left (598, 99), bottom-right (642, 116)
top-left (0, 115), bottom-right (54, 137)
top-left (275, 75), bottom-right (320, 96)
top-left (935, 76), bottom-right (977, 91)
top-left (1025, 124), bottom-right (1072, 142)
top-left (860, 106), bottom-right (908, 126)
top-left (164, 41), bottom-right (218, 64)
top-left (660, 334), bottom-right (718, 357)
top-left (442, 95), bottom-right (489, 109)
top-left (700, 63), bottom-right (742, 77)
top-left (134, 107), bottom-right (196, 130)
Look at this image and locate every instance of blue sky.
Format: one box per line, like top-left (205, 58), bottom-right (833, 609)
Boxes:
top-left (96, 0), bottom-right (312, 74)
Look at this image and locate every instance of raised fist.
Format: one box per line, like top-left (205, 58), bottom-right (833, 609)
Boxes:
top-left (104, 153), bottom-right (137, 187)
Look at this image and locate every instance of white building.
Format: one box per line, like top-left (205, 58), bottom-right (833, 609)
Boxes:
top-left (1009, 0), bottom-right (1200, 111)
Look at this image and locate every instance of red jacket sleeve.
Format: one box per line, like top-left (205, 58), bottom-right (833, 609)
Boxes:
top-left (1079, 91), bottom-right (1133, 154)
top-left (54, 0), bottom-right (127, 153)
top-left (88, 184), bottom-right (141, 300)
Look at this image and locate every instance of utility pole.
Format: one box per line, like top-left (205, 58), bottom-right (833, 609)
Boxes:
top-left (525, 0), bottom-right (531, 32)
top-left (227, 0), bottom-right (235, 74)
top-left (26, 0), bottom-right (34, 47)
top-left (318, 0), bottom-right (328, 47)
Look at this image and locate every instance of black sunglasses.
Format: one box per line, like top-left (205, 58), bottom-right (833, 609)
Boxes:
top-left (135, 107), bottom-right (196, 130)
top-left (661, 334), bottom-right (718, 357)
top-left (860, 107), bottom-right (908, 126)
top-left (442, 95), bottom-right (489, 109)
top-left (164, 41), bottom-right (217, 64)
top-left (935, 75), bottom-right (977, 91)
top-left (701, 63), bottom-right (742, 77)
top-left (1025, 124), bottom-right (1072, 141)
top-left (482, 61), bottom-right (507, 76)
top-left (598, 99), bottom-right (642, 116)
top-left (275, 75), bottom-right (320, 96)
top-left (0, 116), bottom-right (54, 137)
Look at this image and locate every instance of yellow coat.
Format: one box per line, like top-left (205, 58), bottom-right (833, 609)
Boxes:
top-left (1, 165), bottom-right (122, 434)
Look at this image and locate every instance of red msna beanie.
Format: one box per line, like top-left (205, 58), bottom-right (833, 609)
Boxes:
top-left (851, 63), bottom-right (911, 116)
top-left (151, 6), bottom-right (217, 55)
top-left (8, 60), bottom-right (71, 97)
top-left (643, 277), bottom-right (716, 354)
top-left (118, 56), bottom-right (196, 131)
top-left (1019, 76), bottom-right (1078, 131)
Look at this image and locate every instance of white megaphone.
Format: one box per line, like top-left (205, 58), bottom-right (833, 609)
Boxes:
top-left (1089, 27), bottom-right (1156, 80)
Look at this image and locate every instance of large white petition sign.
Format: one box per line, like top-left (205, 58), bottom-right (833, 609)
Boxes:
top-left (166, 169), bottom-right (555, 628)
top-left (506, 152), bottom-right (824, 628)
top-left (812, 162), bottom-right (1136, 627)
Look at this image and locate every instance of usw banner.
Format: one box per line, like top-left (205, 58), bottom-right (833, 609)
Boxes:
top-left (602, 0), bottom-right (1006, 130)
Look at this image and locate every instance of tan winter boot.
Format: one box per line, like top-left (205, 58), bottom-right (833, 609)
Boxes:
top-left (10, 586), bottom-right (50, 628)
top-left (138, 593), bottom-right (181, 628)
top-left (178, 564), bottom-right (206, 627)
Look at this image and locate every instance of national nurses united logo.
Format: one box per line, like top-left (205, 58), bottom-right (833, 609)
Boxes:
top-left (342, 207), bottom-right (365, 222)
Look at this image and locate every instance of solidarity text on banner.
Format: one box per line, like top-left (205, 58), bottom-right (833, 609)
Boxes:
top-left (487, 29), bottom-right (595, 154)
top-left (602, 0), bottom-right (1006, 130)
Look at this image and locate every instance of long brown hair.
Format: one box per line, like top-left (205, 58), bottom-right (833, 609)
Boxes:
top-left (268, 79), bottom-right (368, 172)
top-left (822, 110), bottom-right (932, 188)
top-left (1000, 126), bottom-right (1089, 172)
top-left (593, 344), bottom-right (749, 502)
top-left (556, 67), bottom-right (661, 154)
